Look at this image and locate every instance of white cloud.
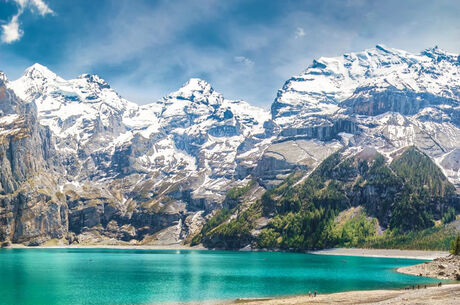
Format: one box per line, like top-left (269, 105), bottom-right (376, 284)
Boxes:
top-left (295, 27), bottom-right (306, 39)
top-left (26, 0), bottom-right (54, 16)
top-left (1, 14), bottom-right (22, 43)
top-left (13, 0), bottom-right (54, 15)
top-left (1, 0), bottom-right (54, 44)
top-left (234, 56), bottom-right (254, 67)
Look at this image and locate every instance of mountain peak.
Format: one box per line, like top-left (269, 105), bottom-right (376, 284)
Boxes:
top-left (78, 73), bottom-right (111, 89)
top-left (167, 78), bottom-right (224, 106)
top-left (0, 71), bottom-right (8, 84)
top-left (421, 46), bottom-right (458, 62)
top-left (372, 44), bottom-right (409, 57)
top-left (375, 44), bottom-right (392, 53)
top-left (23, 63), bottom-right (58, 80)
top-left (179, 78), bottom-right (213, 94)
top-left (423, 45), bottom-right (446, 55)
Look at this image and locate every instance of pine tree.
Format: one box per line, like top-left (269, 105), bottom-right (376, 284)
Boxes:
top-left (451, 236), bottom-right (460, 256)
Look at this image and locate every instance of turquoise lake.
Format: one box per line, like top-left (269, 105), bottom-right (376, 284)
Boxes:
top-left (0, 249), bottom-right (440, 305)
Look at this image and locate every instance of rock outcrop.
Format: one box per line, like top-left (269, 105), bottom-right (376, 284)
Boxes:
top-left (398, 255), bottom-right (460, 280)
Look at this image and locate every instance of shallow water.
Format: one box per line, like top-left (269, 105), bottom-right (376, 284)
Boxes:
top-left (0, 248), bottom-right (439, 305)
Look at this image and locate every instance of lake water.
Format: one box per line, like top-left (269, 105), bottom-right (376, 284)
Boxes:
top-left (0, 249), bottom-right (439, 305)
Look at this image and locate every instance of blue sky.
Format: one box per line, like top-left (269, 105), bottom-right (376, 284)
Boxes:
top-left (0, 0), bottom-right (459, 107)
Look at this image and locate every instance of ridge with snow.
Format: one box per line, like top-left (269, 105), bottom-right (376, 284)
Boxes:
top-left (0, 45), bottom-right (459, 246)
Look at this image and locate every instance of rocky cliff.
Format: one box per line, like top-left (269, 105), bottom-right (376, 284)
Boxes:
top-left (0, 72), bottom-right (67, 246)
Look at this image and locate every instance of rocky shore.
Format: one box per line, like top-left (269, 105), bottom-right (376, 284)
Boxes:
top-left (397, 255), bottom-right (460, 280)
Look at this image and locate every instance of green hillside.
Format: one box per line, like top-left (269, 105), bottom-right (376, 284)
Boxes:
top-left (196, 146), bottom-right (459, 251)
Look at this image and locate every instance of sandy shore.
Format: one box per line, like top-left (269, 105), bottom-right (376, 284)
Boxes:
top-left (231, 284), bottom-right (460, 305)
top-left (310, 248), bottom-right (450, 260)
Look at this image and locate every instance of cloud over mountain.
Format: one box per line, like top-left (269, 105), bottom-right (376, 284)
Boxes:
top-left (1, 0), bottom-right (53, 43)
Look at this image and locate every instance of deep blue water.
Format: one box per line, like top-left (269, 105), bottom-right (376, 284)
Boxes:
top-left (0, 249), bottom-right (439, 305)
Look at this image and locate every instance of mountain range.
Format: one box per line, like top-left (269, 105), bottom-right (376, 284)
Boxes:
top-left (0, 45), bottom-right (459, 248)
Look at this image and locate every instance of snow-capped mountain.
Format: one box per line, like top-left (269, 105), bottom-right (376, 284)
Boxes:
top-left (264, 45), bottom-right (460, 188)
top-left (9, 64), bottom-right (270, 183)
top-left (9, 64), bottom-right (142, 178)
top-left (1, 45), bottom-right (459, 246)
top-left (273, 45), bottom-right (459, 122)
top-left (5, 65), bottom-right (270, 245)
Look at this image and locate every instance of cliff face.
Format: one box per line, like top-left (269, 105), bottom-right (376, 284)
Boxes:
top-left (0, 73), bottom-right (67, 246)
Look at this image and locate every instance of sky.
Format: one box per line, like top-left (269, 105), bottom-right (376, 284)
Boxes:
top-left (0, 0), bottom-right (459, 107)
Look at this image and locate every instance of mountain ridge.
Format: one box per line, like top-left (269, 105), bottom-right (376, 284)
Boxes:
top-left (0, 45), bottom-right (459, 247)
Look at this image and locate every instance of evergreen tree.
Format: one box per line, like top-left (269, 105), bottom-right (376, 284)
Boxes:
top-left (451, 236), bottom-right (460, 256)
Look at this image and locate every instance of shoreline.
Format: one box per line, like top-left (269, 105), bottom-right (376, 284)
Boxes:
top-left (396, 255), bottom-right (460, 280)
top-left (228, 284), bottom-right (460, 305)
top-left (4, 243), bottom-right (205, 250)
top-left (309, 248), bottom-right (450, 260)
top-left (3, 244), bottom-right (449, 260)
